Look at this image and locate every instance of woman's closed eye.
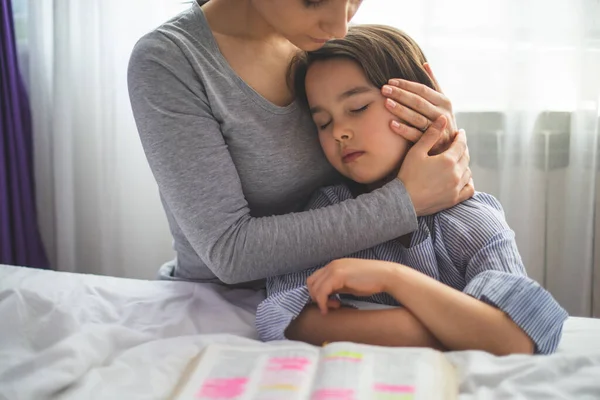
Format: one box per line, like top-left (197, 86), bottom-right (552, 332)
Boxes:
top-left (303, 0), bottom-right (328, 8)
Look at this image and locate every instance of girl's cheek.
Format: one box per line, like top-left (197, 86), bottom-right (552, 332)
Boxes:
top-left (319, 137), bottom-right (333, 155)
top-left (318, 135), bottom-right (329, 151)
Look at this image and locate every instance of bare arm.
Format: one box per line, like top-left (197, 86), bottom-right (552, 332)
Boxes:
top-left (307, 258), bottom-right (535, 356)
top-left (382, 265), bottom-right (534, 356)
top-left (285, 304), bottom-right (445, 350)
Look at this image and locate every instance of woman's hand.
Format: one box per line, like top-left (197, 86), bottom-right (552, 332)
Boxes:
top-left (382, 63), bottom-right (474, 215)
top-left (381, 63), bottom-right (456, 155)
top-left (306, 258), bottom-right (397, 314)
top-left (397, 115), bottom-right (474, 216)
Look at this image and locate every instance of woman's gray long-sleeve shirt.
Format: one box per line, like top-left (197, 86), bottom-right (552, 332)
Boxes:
top-left (127, 2), bottom-right (417, 285)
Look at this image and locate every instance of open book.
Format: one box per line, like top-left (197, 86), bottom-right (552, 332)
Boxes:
top-left (169, 341), bottom-right (458, 400)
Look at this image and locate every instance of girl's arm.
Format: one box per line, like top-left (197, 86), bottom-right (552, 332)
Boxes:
top-left (278, 196), bottom-right (568, 355)
top-left (370, 194), bottom-right (567, 355)
top-left (256, 264), bottom-right (443, 349)
top-left (436, 194), bottom-right (568, 354)
top-left (307, 259), bottom-right (534, 356)
top-left (307, 194), bottom-right (568, 355)
top-left (382, 264), bottom-right (535, 355)
top-left (285, 304), bottom-right (445, 350)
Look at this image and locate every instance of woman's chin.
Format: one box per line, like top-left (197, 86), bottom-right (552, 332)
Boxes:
top-left (297, 42), bottom-right (326, 52)
top-left (291, 36), bottom-right (330, 51)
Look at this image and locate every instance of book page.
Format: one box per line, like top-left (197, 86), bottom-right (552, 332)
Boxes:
top-left (311, 342), bottom-right (457, 400)
top-left (171, 343), bottom-right (321, 400)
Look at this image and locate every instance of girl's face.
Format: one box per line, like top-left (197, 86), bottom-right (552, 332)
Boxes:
top-left (305, 58), bottom-right (411, 185)
top-left (251, 0), bottom-right (363, 51)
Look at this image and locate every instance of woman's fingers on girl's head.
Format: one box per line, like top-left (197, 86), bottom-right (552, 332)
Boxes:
top-left (412, 118), bottom-right (445, 154)
top-left (385, 97), bottom-right (431, 135)
top-left (390, 120), bottom-right (422, 142)
top-left (383, 84), bottom-right (438, 119)
top-left (413, 115), bottom-right (445, 148)
top-left (431, 114), bottom-right (447, 130)
top-left (423, 63), bottom-right (444, 93)
top-left (444, 128), bottom-right (468, 162)
top-left (388, 78), bottom-right (445, 107)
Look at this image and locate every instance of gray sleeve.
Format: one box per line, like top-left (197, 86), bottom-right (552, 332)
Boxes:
top-left (127, 34), bottom-right (417, 284)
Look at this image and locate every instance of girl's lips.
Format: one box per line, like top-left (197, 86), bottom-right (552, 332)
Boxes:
top-left (342, 151), bottom-right (365, 163)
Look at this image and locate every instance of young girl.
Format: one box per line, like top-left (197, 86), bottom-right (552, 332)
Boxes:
top-left (255, 25), bottom-right (568, 356)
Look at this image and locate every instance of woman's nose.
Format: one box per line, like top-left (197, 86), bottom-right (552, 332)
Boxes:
top-left (320, 1), bottom-right (351, 39)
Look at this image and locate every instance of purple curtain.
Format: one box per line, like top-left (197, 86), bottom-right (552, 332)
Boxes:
top-left (0, 0), bottom-right (50, 269)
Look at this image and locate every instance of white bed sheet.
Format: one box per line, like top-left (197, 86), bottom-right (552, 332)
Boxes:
top-left (1, 264), bottom-right (599, 399)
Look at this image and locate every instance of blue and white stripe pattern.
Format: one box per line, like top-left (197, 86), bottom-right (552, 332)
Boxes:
top-left (255, 185), bottom-right (568, 354)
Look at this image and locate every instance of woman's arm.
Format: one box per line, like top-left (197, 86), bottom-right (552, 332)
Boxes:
top-left (128, 33), bottom-right (472, 284)
top-left (286, 304), bottom-right (445, 350)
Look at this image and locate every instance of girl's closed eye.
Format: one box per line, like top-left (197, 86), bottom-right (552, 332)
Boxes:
top-left (350, 104), bottom-right (370, 114)
top-left (314, 104), bottom-right (370, 130)
top-left (314, 118), bottom-right (332, 130)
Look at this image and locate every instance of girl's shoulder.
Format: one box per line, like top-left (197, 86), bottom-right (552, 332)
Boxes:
top-left (456, 191), bottom-right (505, 219)
top-left (305, 184), bottom-right (355, 210)
top-left (426, 192), bottom-right (513, 248)
top-left (435, 192), bottom-right (507, 224)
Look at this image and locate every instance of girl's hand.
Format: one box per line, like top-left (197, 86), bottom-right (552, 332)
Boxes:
top-left (397, 115), bottom-right (474, 216)
top-left (381, 63), bottom-right (457, 155)
top-left (306, 259), bottom-right (397, 314)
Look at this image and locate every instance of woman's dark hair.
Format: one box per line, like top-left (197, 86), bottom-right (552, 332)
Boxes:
top-left (290, 25), bottom-right (438, 106)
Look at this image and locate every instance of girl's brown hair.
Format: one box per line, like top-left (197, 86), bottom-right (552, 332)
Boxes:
top-left (290, 25), bottom-right (438, 106)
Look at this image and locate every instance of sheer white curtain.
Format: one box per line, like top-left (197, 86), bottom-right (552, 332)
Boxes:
top-left (21, 0), bottom-right (183, 279)
top-left (355, 0), bottom-right (600, 317)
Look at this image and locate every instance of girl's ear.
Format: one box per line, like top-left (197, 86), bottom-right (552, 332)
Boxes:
top-left (423, 63), bottom-right (443, 93)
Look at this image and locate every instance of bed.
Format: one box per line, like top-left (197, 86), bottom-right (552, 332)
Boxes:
top-left (1, 264), bottom-right (600, 399)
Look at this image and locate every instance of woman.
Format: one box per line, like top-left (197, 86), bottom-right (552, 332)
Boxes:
top-left (127, 0), bottom-right (473, 285)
